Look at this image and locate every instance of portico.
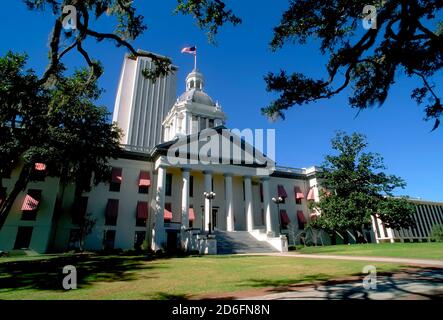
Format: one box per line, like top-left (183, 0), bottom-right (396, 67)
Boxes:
top-left (150, 154), bottom-right (277, 251)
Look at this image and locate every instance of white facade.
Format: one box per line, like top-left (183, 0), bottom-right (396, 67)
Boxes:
top-left (372, 199), bottom-right (443, 243)
top-left (1, 51), bottom-right (442, 254)
top-left (162, 69), bottom-right (226, 141)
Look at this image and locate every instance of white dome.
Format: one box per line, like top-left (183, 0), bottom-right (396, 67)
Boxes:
top-left (178, 89), bottom-right (215, 106)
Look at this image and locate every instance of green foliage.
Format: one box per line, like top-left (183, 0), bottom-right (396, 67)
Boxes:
top-left (22, 0), bottom-right (240, 83)
top-left (0, 52), bottom-right (122, 229)
top-left (431, 224), bottom-right (443, 242)
top-left (0, 51), bottom-right (49, 178)
top-left (262, 1), bottom-right (443, 130)
top-left (175, 0), bottom-right (241, 43)
top-left (23, 0), bottom-right (170, 83)
top-left (310, 131), bottom-right (415, 234)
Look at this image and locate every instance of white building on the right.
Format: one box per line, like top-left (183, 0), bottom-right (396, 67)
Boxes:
top-left (372, 199), bottom-right (443, 243)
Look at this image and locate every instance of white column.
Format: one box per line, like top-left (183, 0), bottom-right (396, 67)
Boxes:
top-left (261, 177), bottom-right (272, 235)
top-left (181, 168), bottom-right (190, 229)
top-left (183, 112), bottom-right (189, 135)
top-left (244, 176), bottom-right (253, 232)
top-left (204, 170), bottom-right (212, 231)
top-left (224, 173), bottom-right (234, 231)
top-left (152, 166), bottom-right (166, 251)
top-left (180, 168), bottom-right (190, 250)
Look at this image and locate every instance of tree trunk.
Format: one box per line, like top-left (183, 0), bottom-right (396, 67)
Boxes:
top-left (0, 166), bottom-right (31, 230)
top-left (47, 181), bottom-right (67, 252)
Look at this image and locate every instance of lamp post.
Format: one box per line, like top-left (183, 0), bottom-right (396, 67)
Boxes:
top-left (272, 196), bottom-right (284, 234)
top-left (204, 191), bottom-right (216, 234)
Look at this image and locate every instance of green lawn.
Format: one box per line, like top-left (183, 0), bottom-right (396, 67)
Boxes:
top-left (295, 242), bottom-right (443, 260)
top-left (0, 253), bottom-right (405, 300)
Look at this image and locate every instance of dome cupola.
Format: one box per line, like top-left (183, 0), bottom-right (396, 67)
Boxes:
top-left (178, 68), bottom-right (215, 106)
top-left (186, 69), bottom-right (204, 91)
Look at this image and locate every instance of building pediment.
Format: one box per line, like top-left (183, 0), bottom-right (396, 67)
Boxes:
top-left (152, 126), bottom-right (275, 173)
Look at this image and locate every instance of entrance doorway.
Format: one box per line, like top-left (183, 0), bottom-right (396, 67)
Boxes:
top-left (212, 208), bottom-right (218, 230)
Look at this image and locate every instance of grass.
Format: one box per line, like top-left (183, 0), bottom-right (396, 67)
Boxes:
top-left (295, 242), bottom-right (443, 260)
top-left (0, 253), bottom-right (406, 300)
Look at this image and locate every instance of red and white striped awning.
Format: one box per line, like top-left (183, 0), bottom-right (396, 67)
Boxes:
top-left (294, 186), bottom-right (304, 199)
top-left (106, 199), bottom-right (119, 218)
top-left (137, 201), bottom-right (149, 219)
top-left (21, 190), bottom-right (42, 211)
top-left (188, 207), bottom-right (195, 221)
top-left (307, 187), bottom-right (316, 200)
top-left (280, 210), bottom-right (291, 224)
top-left (277, 185), bottom-right (288, 198)
top-left (297, 210), bottom-right (307, 224)
top-left (164, 203), bottom-right (173, 221)
top-left (111, 168), bottom-right (122, 184)
top-left (34, 163), bottom-right (47, 171)
top-left (139, 171), bottom-right (151, 187)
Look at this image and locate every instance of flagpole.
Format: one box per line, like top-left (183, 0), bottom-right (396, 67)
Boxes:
top-left (194, 47), bottom-right (197, 70)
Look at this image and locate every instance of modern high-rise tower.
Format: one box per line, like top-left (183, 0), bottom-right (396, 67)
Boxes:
top-left (112, 50), bottom-right (178, 151)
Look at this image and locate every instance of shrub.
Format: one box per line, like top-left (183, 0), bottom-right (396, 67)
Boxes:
top-left (431, 224), bottom-right (443, 242)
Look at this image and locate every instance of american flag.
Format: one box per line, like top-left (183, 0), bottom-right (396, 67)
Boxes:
top-left (181, 46), bottom-right (196, 55)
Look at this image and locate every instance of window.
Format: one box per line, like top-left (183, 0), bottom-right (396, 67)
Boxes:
top-left (110, 182), bottom-right (121, 192)
top-left (134, 231), bottom-right (146, 250)
top-left (14, 226), bottom-right (33, 249)
top-left (136, 201), bottom-right (148, 227)
top-left (138, 171), bottom-right (150, 194)
top-left (136, 217), bottom-right (147, 227)
top-left (296, 198), bottom-right (302, 205)
top-left (103, 230), bottom-right (116, 250)
top-left (105, 199), bottom-right (119, 226)
top-left (165, 173), bottom-right (172, 196)
top-left (105, 215), bottom-right (118, 226)
top-left (189, 175), bottom-right (194, 197)
top-left (208, 119), bottom-right (214, 128)
top-left (31, 163), bottom-right (46, 181)
top-left (110, 168), bottom-right (122, 192)
top-left (139, 186), bottom-right (149, 194)
top-left (297, 211), bottom-right (306, 230)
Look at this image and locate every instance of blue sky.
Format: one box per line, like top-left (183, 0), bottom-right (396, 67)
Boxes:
top-left (1, 1), bottom-right (442, 201)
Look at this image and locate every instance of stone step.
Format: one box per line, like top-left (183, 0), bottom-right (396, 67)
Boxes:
top-left (215, 230), bottom-right (278, 254)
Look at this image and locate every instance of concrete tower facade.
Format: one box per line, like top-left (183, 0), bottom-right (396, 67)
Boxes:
top-left (113, 50), bottom-right (178, 151)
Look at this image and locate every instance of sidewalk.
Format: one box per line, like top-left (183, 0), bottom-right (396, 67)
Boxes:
top-left (239, 268), bottom-right (443, 300)
top-left (238, 252), bottom-right (443, 268)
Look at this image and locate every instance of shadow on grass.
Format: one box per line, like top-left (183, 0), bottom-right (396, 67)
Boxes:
top-left (151, 292), bottom-right (191, 300)
top-left (242, 273), bottom-right (333, 292)
top-left (236, 267), bottom-right (443, 300)
top-left (0, 253), bottom-right (163, 293)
